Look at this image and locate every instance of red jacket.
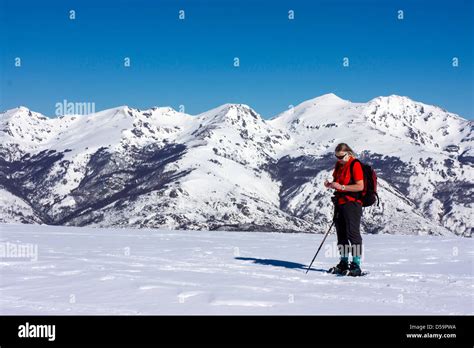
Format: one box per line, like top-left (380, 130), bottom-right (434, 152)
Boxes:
top-left (332, 157), bottom-right (364, 205)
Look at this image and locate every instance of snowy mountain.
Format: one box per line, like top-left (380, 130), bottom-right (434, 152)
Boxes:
top-left (0, 94), bottom-right (472, 236)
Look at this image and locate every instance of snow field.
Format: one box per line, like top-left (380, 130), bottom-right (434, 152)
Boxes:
top-left (1, 223), bottom-right (472, 315)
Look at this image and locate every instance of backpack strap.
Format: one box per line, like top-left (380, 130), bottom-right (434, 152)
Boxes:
top-left (348, 159), bottom-right (360, 185)
top-left (346, 159), bottom-right (362, 200)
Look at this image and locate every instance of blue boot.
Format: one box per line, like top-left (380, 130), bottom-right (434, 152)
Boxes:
top-left (344, 257), bottom-right (362, 277)
top-left (328, 257), bottom-right (349, 274)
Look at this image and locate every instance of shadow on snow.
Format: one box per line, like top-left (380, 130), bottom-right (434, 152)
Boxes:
top-left (235, 257), bottom-right (327, 273)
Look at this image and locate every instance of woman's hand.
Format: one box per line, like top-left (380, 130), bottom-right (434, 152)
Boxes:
top-left (324, 180), bottom-right (331, 188)
top-left (329, 182), bottom-right (343, 190)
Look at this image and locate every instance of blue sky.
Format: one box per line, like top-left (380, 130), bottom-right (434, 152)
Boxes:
top-left (1, 0), bottom-right (473, 119)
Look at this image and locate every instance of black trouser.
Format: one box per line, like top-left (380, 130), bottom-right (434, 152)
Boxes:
top-left (334, 201), bottom-right (363, 258)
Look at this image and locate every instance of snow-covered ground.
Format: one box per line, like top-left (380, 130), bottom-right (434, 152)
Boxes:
top-left (0, 223), bottom-right (472, 315)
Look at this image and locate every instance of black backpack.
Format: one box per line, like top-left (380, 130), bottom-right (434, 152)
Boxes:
top-left (347, 159), bottom-right (380, 207)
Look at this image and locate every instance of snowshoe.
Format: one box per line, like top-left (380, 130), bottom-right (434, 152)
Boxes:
top-left (327, 259), bottom-right (349, 274)
top-left (343, 261), bottom-right (363, 277)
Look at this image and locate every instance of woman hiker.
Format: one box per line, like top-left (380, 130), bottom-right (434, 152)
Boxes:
top-left (324, 143), bottom-right (364, 276)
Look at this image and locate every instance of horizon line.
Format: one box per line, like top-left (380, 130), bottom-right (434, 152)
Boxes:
top-left (2, 93), bottom-right (471, 120)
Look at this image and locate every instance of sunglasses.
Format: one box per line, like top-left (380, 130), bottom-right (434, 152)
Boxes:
top-left (335, 153), bottom-right (347, 160)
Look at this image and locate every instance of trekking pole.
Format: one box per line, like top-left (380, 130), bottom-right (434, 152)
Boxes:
top-left (305, 220), bottom-right (335, 274)
top-left (305, 197), bottom-right (338, 274)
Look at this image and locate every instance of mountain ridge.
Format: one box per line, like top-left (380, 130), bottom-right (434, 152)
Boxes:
top-left (1, 94), bottom-right (472, 236)
top-left (4, 93), bottom-right (470, 121)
